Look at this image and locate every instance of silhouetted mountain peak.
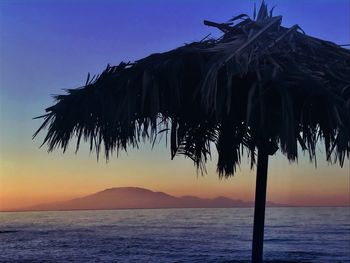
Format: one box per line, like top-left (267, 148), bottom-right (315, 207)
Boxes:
top-left (100, 187), bottom-right (153, 193)
top-left (17, 187), bottom-right (287, 212)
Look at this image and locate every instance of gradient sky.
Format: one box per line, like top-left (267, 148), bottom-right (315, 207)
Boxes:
top-left (0, 0), bottom-right (349, 210)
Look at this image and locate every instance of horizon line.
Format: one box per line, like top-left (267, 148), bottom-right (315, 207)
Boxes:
top-left (2, 205), bottom-right (350, 213)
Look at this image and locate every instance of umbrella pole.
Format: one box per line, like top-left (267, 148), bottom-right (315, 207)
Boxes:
top-left (251, 147), bottom-right (269, 263)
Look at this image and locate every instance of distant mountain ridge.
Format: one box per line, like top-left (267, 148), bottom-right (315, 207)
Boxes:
top-left (15, 187), bottom-right (286, 212)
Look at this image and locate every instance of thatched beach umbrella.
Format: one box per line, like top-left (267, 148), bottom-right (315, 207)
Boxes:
top-left (34, 2), bottom-right (350, 262)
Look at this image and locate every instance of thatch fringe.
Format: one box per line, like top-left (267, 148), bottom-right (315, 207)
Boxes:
top-left (34, 2), bottom-right (350, 177)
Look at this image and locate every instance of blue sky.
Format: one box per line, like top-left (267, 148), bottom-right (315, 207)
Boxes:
top-left (1, 0), bottom-right (349, 150)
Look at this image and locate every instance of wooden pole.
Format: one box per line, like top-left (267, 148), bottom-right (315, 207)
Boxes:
top-left (251, 146), bottom-right (269, 263)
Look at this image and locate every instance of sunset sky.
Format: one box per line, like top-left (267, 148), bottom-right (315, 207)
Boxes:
top-left (0, 0), bottom-right (349, 210)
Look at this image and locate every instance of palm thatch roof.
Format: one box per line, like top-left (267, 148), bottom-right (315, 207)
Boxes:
top-left (34, 2), bottom-right (350, 177)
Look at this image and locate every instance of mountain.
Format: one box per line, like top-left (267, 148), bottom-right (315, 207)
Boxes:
top-left (18, 187), bottom-right (285, 212)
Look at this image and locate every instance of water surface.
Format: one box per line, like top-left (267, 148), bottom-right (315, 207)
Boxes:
top-left (0, 207), bottom-right (349, 262)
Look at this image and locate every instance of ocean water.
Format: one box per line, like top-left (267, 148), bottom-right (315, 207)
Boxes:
top-left (0, 207), bottom-right (349, 263)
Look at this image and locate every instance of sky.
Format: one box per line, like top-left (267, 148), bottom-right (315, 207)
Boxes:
top-left (0, 0), bottom-right (349, 210)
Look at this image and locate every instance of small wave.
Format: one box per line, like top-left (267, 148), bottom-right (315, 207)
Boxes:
top-left (0, 230), bottom-right (19, 234)
top-left (264, 238), bottom-right (297, 242)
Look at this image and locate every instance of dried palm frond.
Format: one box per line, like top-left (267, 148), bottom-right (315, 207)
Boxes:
top-left (34, 1), bottom-right (350, 177)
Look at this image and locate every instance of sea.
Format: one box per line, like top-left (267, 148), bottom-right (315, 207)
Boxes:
top-left (0, 207), bottom-right (349, 263)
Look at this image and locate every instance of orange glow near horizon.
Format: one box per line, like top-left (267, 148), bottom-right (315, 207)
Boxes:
top-left (1, 141), bottom-right (349, 210)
